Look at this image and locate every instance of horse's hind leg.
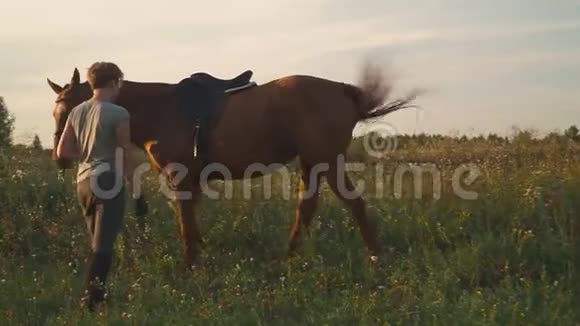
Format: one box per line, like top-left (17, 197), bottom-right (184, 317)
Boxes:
top-left (325, 159), bottom-right (380, 257)
top-left (288, 161), bottom-right (323, 253)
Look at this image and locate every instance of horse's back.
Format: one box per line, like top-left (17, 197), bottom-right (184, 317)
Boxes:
top-left (208, 74), bottom-right (360, 173)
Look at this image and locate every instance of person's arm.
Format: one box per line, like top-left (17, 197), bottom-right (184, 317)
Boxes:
top-left (115, 115), bottom-right (148, 217)
top-left (56, 116), bottom-right (79, 160)
top-left (115, 117), bottom-right (137, 193)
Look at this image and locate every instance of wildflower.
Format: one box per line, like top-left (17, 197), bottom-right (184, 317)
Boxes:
top-left (12, 169), bottom-right (25, 180)
top-left (121, 312), bottom-right (132, 318)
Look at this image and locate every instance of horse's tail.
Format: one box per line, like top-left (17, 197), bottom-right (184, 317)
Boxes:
top-left (344, 62), bottom-right (421, 121)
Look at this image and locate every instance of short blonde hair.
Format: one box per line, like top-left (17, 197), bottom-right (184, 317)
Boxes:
top-left (87, 62), bottom-right (124, 89)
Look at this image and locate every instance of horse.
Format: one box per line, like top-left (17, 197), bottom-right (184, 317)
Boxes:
top-left (47, 62), bottom-right (418, 269)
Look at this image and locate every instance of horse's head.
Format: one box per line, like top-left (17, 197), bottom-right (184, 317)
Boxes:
top-left (47, 68), bottom-right (87, 169)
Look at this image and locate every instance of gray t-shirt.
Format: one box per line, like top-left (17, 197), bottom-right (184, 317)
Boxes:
top-left (66, 99), bottom-right (130, 182)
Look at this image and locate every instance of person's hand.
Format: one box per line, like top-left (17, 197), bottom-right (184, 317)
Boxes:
top-left (133, 195), bottom-right (148, 217)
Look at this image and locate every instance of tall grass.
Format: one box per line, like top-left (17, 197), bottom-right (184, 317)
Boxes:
top-left (1, 132), bottom-right (579, 324)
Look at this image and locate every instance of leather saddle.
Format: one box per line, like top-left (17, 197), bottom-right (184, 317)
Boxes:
top-left (175, 70), bottom-right (258, 166)
top-left (189, 70), bottom-right (255, 93)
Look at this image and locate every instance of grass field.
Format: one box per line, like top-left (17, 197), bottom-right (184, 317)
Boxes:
top-left (1, 132), bottom-right (579, 325)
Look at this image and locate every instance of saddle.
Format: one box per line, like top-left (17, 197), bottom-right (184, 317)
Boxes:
top-left (175, 70), bottom-right (257, 165)
top-left (189, 70), bottom-right (255, 92)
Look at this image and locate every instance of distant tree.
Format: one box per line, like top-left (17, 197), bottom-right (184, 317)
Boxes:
top-left (511, 128), bottom-right (534, 146)
top-left (545, 132), bottom-right (561, 141)
top-left (564, 125), bottom-right (579, 142)
top-left (0, 97), bottom-right (15, 149)
top-left (32, 134), bottom-right (43, 150)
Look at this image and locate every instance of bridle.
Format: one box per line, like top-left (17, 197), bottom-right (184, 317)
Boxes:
top-left (53, 96), bottom-right (70, 211)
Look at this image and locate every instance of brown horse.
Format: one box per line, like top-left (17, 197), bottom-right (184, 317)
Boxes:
top-left (47, 62), bottom-right (417, 268)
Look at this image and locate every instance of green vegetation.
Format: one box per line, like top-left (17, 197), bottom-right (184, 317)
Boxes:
top-left (1, 126), bottom-right (579, 324)
top-left (0, 97), bottom-right (15, 149)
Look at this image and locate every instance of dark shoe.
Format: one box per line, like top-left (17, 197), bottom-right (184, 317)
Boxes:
top-left (82, 252), bottom-right (113, 312)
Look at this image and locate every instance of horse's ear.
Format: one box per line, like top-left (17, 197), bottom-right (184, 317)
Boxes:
top-left (71, 68), bottom-right (80, 86)
top-left (47, 78), bottom-right (63, 94)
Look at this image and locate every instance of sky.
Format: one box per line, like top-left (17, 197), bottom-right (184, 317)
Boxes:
top-left (1, 0), bottom-right (579, 146)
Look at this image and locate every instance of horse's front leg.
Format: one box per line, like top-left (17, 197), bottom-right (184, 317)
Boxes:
top-left (173, 191), bottom-right (202, 270)
top-left (167, 167), bottom-right (203, 271)
top-left (145, 141), bottom-right (203, 270)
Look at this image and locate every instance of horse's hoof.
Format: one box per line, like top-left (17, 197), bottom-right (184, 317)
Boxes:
top-left (368, 253), bottom-right (389, 269)
top-left (286, 249), bottom-right (300, 259)
top-left (178, 256), bottom-right (200, 273)
top-left (179, 262), bottom-right (196, 273)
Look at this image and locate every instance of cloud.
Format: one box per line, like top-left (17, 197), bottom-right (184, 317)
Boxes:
top-left (3, 0), bottom-right (580, 145)
top-left (288, 19), bottom-right (580, 65)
